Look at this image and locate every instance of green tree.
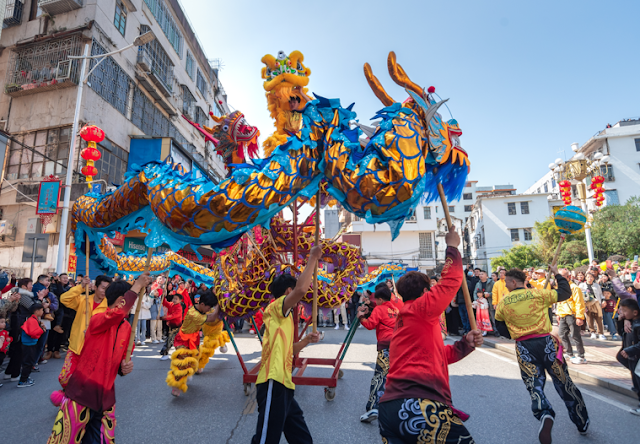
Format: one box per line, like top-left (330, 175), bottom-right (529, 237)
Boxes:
top-left (534, 217), bottom-right (587, 264)
top-left (558, 240), bottom-right (589, 265)
top-left (591, 197), bottom-right (640, 258)
top-left (491, 244), bottom-right (543, 271)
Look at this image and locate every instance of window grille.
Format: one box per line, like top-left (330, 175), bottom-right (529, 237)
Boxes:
top-left (4, 33), bottom-right (83, 97)
top-left (423, 206), bottom-right (431, 220)
top-left (138, 25), bottom-right (174, 94)
top-left (507, 202), bottom-right (516, 215)
top-left (4, 0), bottom-right (24, 27)
top-left (6, 127), bottom-right (72, 181)
top-left (464, 205), bottom-right (473, 212)
top-left (600, 165), bottom-right (615, 181)
top-left (463, 193), bottom-right (472, 200)
top-left (448, 206), bottom-right (455, 213)
top-left (186, 51), bottom-right (195, 79)
top-left (80, 139), bottom-right (128, 185)
top-left (520, 202), bottom-right (529, 214)
top-left (114, 0), bottom-right (127, 36)
top-left (196, 69), bottom-right (207, 96)
top-left (195, 107), bottom-right (208, 127)
top-left (88, 40), bottom-right (133, 117)
top-left (182, 85), bottom-right (196, 119)
top-left (510, 229), bottom-right (519, 242)
top-left (143, 0), bottom-right (183, 56)
top-left (419, 233), bottom-right (434, 259)
top-left (524, 228), bottom-right (533, 241)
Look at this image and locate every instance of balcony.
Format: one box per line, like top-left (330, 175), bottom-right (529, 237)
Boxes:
top-left (4, 34), bottom-right (83, 97)
top-left (3, 0), bottom-right (24, 28)
top-left (136, 43), bottom-right (173, 97)
top-left (38, 0), bottom-right (82, 16)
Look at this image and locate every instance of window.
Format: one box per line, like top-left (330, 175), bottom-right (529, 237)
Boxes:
top-left (114, 1), bottom-right (127, 36)
top-left (89, 40), bottom-right (133, 117)
top-left (138, 26), bottom-right (174, 93)
top-left (196, 69), bottom-right (207, 96)
top-left (419, 233), bottom-right (434, 259)
top-left (195, 106), bottom-right (208, 127)
top-left (543, 183), bottom-right (548, 193)
top-left (463, 193), bottom-right (472, 200)
top-left (507, 202), bottom-right (516, 215)
top-left (523, 228), bottom-right (533, 241)
top-left (481, 227), bottom-right (485, 246)
top-left (143, 0), bottom-right (184, 56)
top-left (185, 51), bottom-right (195, 79)
top-left (510, 229), bottom-right (519, 242)
top-left (536, 188), bottom-right (540, 193)
top-left (79, 138), bottom-right (128, 185)
top-left (521, 202), bottom-right (529, 214)
top-left (405, 210), bottom-right (417, 222)
top-left (464, 205), bottom-right (473, 212)
top-left (635, 138), bottom-right (640, 151)
top-left (448, 206), bottom-right (455, 213)
top-left (423, 206), bottom-right (431, 220)
top-left (6, 127), bottom-right (71, 181)
top-left (600, 165), bottom-right (615, 181)
top-left (604, 190), bottom-right (619, 205)
top-left (551, 178), bottom-right (556, 188)
top-left (181, 85), bottom-right (196, 118)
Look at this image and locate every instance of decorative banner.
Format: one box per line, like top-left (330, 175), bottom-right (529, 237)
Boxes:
top-left (106, 232), bottom-right (125, 246)
top-left (36, 176), bottom-right (61, 215)
top-left (68, 255), bottom-right (77, 273)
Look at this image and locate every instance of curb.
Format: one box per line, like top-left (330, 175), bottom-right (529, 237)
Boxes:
top-left (481, 338), bottom-right (637, 400)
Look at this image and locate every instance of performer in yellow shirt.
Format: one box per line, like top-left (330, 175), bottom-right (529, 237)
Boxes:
top-left (529, 269), bottom-right (548, 290)
top-left (492, 269), bottom-right (509, 307)
top-left (252, 246), bottom-right (321, 444)
top-left (496, 266), bottom-right (589, 444)
top-left (557, 269), bottom-right (587, 364)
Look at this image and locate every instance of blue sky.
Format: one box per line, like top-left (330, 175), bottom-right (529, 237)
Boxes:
top-left (181, 0), bottom-right (639, 193)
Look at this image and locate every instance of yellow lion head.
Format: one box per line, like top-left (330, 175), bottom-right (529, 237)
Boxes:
top-left (261, 50), bottom-right (311, 91)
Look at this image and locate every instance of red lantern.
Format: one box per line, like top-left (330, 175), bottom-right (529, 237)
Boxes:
top-left (81, 165), bottom-right (98, 176)
top-left (560, 190), bottom-right (571, 197)
top-left (559, 180), bottom-right (571, 187)
top-left (80, 125), bottom-right (105, 143)
top-left (596, 194), bottom-right (605, 202)
top-left (81, 146), bottom-right (101, 162)
top-left (595, 201), bottom-right (603, 207)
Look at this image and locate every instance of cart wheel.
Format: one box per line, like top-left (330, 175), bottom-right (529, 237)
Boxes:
top-left (243, 383), bottom-right (251, 396)
top-left (324, 387), bottom-right (336, 401)
top-left (338, 370), bottom-right (344, 379)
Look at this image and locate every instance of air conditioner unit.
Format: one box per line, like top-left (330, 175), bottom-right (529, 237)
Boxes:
top-left (136, 50), bottom-right (152, 72)
top-left (0, 220), bottom-right (14, 235)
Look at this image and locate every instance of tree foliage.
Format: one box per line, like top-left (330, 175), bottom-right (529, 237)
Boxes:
top-left (533, 217), bottom-right (587, 264)
top-left (491, 244), bottom-right (542, 271)
top-left (590, 197), bottom-right (640, 258)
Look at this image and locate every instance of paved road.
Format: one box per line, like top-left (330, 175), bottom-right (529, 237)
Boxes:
top-left (1, 328), bottom-right (638, 443)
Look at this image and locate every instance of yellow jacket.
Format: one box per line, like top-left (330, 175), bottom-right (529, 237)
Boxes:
top-left (556, 282), bottom-right (586, 320)
top-left (492, 279), bottom-right (509, 306)
top-left (60, 285), bottom-right (108, 355)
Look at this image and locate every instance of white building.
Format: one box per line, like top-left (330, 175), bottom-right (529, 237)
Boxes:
top-left (466, 193), bottom-right (563, 272)
top-left (525, 118), bottom-right (640, 211)
top-left (0, 0), bottom-right (229, 277)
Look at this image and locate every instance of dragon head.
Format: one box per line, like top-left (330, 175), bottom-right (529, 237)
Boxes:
top-left (261, 50), bottom-right (312, 114)
top-left (207, 110), bottom-right (260, 164)
top-left (363, 52), bottom-right (470, 169)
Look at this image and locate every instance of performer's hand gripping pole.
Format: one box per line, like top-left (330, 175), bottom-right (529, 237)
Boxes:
top-left (437, 183), bottom-right (477, 331)
top-left (125, 248), bottom-right (154, 362)
top-left (312, 192), bottom-right (320, 334)
top-left (543, 234), bottom-right (565, 289)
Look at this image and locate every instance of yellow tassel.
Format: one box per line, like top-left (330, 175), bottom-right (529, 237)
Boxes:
top-left (167, 348), bottom-right (199, 392)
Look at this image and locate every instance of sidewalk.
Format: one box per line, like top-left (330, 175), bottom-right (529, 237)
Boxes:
top-left (481, 333), bottom-right (636, 399)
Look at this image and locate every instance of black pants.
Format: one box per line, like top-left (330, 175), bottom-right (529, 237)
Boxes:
top-left (558, 315), bottom-right (585, 358)
top-left (379, 398), bottom-right (474, 444)
top-left (0, 351), bottom-right (6, 367)
top-left (20, 343), bottom-right (38, 382)
top-left (516, 336), bottom-right (589, 430)
top-left (5, 333), bottom-right (21, 378)
top-left (366, 349), bottom-right (390, 411)
top-left (616, 352), bottom-right (640, 402)
top-left (251, 380), bottom-right (312, 444)
top-left (48, 327), bottom-right (63, 352)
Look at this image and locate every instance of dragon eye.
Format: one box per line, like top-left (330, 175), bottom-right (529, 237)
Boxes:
top-left (222, 125), bottom-right (229, 131)
top-left (266, 68), bottom-right (271, 76)
top-left (297, 61), bottom-right (302, 70)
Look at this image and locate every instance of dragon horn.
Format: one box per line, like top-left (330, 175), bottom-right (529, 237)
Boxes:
top-left (209, 111), bottom-right (224, 123)
top-left (424, 99), bottom-right (449, 124)
top-left (364, 63), bottom-right (395, 106)
top-left (387, 51), bottom-right (423, 96)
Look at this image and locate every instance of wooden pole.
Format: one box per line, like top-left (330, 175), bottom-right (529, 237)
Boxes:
top-left (312, 193), bottom-right (320, 334)
top-left (543, 234), bottom-right (566, 289)
top-left (436, 183), bottom-right (477, 331)
top-left (125, 248), bottom-right (154, 362)
top-left (84, 233), bottom-right (90, 333)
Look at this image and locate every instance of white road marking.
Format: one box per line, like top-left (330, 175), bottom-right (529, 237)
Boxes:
top-left (475, 347), bottom-right (635, 412)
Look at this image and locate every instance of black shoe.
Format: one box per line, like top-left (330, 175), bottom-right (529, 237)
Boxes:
top-left (538, 414), bottom-right (554, 444)
top-left (32, 365), bottom-right (40, 372)
top-left (17, 378), bottom-right (35, 387)
top-left (578, 419), bottom-right (589, 435)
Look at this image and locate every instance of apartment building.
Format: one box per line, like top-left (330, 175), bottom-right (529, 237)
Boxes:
top-left (0, 0), bottom-right (229, 276)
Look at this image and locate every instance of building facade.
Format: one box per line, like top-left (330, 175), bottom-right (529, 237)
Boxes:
top-left (466, 193), bottom-right (563, 272)
top-left (525, 119), bottom-right (640, 211)
top-left (0, 0), bottom-right (228, 277)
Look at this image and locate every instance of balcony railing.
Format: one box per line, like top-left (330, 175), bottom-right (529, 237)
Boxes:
top-left (4, 34), bottom-right (83, 97)
top-left (38, 0), bottom-right (82, 15)
top-left (137, 42), bottom-right (173, 96)
top-left (3, 0), bottom-right (25, 28)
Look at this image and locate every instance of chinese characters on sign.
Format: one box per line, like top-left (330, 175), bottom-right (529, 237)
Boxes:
top-left (36, 178), bottom-right (61, 215)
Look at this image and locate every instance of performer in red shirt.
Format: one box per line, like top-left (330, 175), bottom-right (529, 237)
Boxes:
top-left (378, 228), bottom-right (483, 443)
top-left (358, 284), bottom-right (402, 423)
top-left (47, 272), bottom-right (152, 444)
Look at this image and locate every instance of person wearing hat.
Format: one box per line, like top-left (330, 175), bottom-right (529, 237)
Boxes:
top-left (530, 269), bottom-right (549, 290)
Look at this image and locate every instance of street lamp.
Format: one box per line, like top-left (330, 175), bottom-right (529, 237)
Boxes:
top-left (548, 144), bottom-right (610, 262)
top-left (55, 31), bottom-right (156, 273)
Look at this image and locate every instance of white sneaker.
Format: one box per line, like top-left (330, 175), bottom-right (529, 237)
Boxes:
top-left (590, 333), bottom-right (596, 339)
top-left (344, 325), bottom-right (348, 331)
top-left (360, 409), bottom-right (378, 423)
top-left (598, 334), bottom-right (607, 340)
top-left (570, 356), bottom-right (587, 365)
top-left (3, 374), bottom-right (11, 380)
top-left (538, 414), bottom-right (554, 444)
top-left (612, 334), bottom-right (620, 340)
top-left (160, 355), bottom-right (170, 361)
top-left (334, 324), bottom-right (339, 330)
top-left (136, 341), bottom-right (142, 346)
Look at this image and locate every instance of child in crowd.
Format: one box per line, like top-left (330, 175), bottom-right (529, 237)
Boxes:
top-left (602, 289), bottom-right (619, 340)
top-left (0, 312), bottom-right (12, 387)
top-left (357, 285), bottom-right (401, 423)
top-left (160, 293), bottom-right (184, 361)
top-left (19, 303), bottom-right (45, 387)
top-left (616, 298), bottom-right (640, 415)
